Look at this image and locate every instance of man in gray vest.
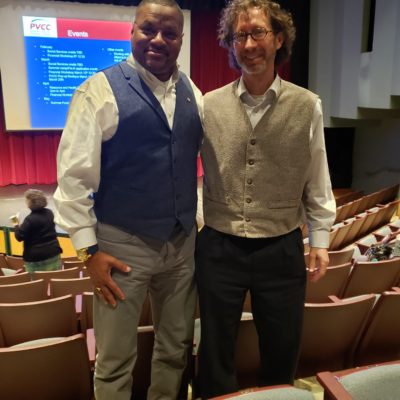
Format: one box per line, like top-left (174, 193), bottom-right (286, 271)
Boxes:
top-left (196, 0), bottom-right (335, 398)
top-left (54, 1), bottom-right (202, 399)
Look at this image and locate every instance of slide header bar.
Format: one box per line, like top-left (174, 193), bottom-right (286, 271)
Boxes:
top-left (23, 16), bottom-right (132, 41)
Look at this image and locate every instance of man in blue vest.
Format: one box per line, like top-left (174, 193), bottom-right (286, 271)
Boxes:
top-left (54, 1), bottom-right (203, 398)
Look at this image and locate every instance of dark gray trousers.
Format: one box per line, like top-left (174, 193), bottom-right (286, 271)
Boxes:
top-left (195, 226), bottom-right (306, 399)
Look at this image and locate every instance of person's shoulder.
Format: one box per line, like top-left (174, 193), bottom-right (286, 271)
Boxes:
top-left (281, 79), bottom-right (318, 101)
top-left (76, 70), bottom-right (108, 94)
top-left (204, 81), bottom-right (238, 101)
top-left (78, 61), bottom-right (124, 93)
top-left (43, 207), bottom-right (54, 216)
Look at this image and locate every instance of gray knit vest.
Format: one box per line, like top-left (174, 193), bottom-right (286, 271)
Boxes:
top-left (201, 79), bottom-right (318, 238)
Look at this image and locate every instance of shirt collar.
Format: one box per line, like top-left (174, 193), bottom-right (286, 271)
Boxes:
top-left (237, 74), bottom-right (281, 103)
top-left (126, 53), bottom-right (180, 92)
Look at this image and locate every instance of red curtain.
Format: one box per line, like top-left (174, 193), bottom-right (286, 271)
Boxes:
top-left (190, 10), bottom-right (240, 94)
top-left (0, 9), bottom-right (290, 187)
top-left (0, 79), bottom-right (61, 186)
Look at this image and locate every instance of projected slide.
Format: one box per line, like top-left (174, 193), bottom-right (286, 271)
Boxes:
top-left (23, 16), bottom-right (132, 129)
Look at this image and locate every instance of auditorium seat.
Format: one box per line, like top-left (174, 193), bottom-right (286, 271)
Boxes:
top-left (334, 202), bottom-right (354, 224)
top-left (341, 258), bottom-right (400, 298)
top-left (80, 292), bottom-right (94, 333)
top-left (4, 255), bottom-right (24, 270)
top-left (33, 266), bottom-right (80, 287)
top-left (348, 197), bottom-right (365, 218)
top-left (375, 183), bottom-right (400, 205)
top-left (363, 192), bottom-right (382, 210)
top-left (0, 294), bottom-right (78, 347)
top-left (329, 222), bottom-right (352, 250)
top-left (352, 289), bottom-right (400, 366)
top-left (0, 253), bottom-right (9, 269)
top-left (370, 200), bottom-right (400, 232)
top-left (296, 294), bottom-right (375, 378)
top-left (0, 270), bottom-right (31, 285)
top-left (334, 190), bottom-right (363, 208)
top-left (0, 333), bottom-right (93, 400)
top-left (63, 260), bottom-right (85, 270)
top-left (356, 209), bottom-right (380, 239)
top-left (305, 262), bottom-right (352, 303)
top-left (373, 225), bottom-right (393, 237)
top-left (317, 360), bottom-right (400, 400)
top-left (209, 385), bottom-right (314, 399)
top-left (0, 279), bottom-right (48, 303)
top-left (326, 248), bottom-right (355, 266)
top-left (79, 291), bottom-right (96, 366)
top-left (49, 276), bottom-right (93, 298)
top-left (389, 219), bottom-right (400, 230)
top-left (341, 216), bottom-right (367, 246)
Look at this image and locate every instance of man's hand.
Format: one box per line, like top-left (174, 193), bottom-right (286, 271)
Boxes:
top-left (307, 247), bottom-right (329, 282)
top-left (85, 251), bottom-right (131, 307)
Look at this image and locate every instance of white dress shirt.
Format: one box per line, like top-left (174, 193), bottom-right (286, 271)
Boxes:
top-left (54, 54), bottom-right (203, 249)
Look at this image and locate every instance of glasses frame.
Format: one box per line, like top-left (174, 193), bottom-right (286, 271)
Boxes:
top-left (232, 28), bottom-right (274, 44)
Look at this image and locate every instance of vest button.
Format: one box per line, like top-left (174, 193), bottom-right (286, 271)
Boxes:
top-left (246, 198), bottom-right (252, 203)
top-left (250, 139), bottom-right (256, 145)
top-left (247, 178), bottom-right (253, 185)
top-left (248, 160), bottom-right (254, 165)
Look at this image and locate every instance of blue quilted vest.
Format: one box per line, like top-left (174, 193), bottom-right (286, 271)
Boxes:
top-left (93, 62), bottom-right (202, 240)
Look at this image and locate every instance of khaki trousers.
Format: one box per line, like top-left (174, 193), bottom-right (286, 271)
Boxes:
top-left (93, 223), bottom-right (196, 400)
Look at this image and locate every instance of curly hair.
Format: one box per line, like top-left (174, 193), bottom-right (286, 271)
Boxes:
top-left (218, 0), bottom-right (296, 70)
top-left (25, 189), bottom-right (47, 211)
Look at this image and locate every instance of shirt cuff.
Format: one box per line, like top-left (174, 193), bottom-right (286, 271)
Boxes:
top-left (308, 229), bottom-right (330, 248)
top-left (70, 227), bottom-right (98, 250)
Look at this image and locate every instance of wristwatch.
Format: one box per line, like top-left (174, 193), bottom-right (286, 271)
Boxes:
top-left (76, 244), bottom-right (99, 262)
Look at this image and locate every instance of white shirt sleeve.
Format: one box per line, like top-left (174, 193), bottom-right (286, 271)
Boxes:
top-left (303, 99), bottom-right (336, 248)
top-left (53, 72), bottom-right (118, 250)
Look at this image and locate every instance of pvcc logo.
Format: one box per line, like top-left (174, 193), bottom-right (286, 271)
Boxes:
top-left (23, 16), bottom-right (57, 37)
top-left (30, 19), bottom-right (52, 31)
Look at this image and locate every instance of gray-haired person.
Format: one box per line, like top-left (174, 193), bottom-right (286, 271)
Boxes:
top-left (14, 189), bottom-right (62, 273)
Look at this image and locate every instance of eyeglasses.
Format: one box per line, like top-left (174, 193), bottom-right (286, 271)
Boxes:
top-left (232, 27), bottom-right (274, 44)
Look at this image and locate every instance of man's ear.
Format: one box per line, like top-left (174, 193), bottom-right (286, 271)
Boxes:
top-left (275, 31), bottom-right (284, 50)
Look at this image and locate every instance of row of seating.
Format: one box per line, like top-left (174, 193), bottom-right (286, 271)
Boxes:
top-left (224, 288), bottom-right (400, 392)
top-left (1, 274), bottom-right (399, 398)
top-left (305, 257), bottom-right (400, 302)
top-left (334, 189), bottom-right (364, 208)
top-left (3, 287), bottom-right (399, 398)
top-left (0, 289), bottom-right (161, 400)
top-left (0, 253), bottom-right (85, 272)
top-left (207, 360), bottom-right (400, 399)
top-left (328, 200), bottom-right (400, 251)
top-left (334, 184), bottom-right (399, 223)
top-left (0, 269), bottom-right (92, 302)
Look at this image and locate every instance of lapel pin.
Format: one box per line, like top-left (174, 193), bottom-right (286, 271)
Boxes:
top-left (187, 97), bottom-right (191, 102)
